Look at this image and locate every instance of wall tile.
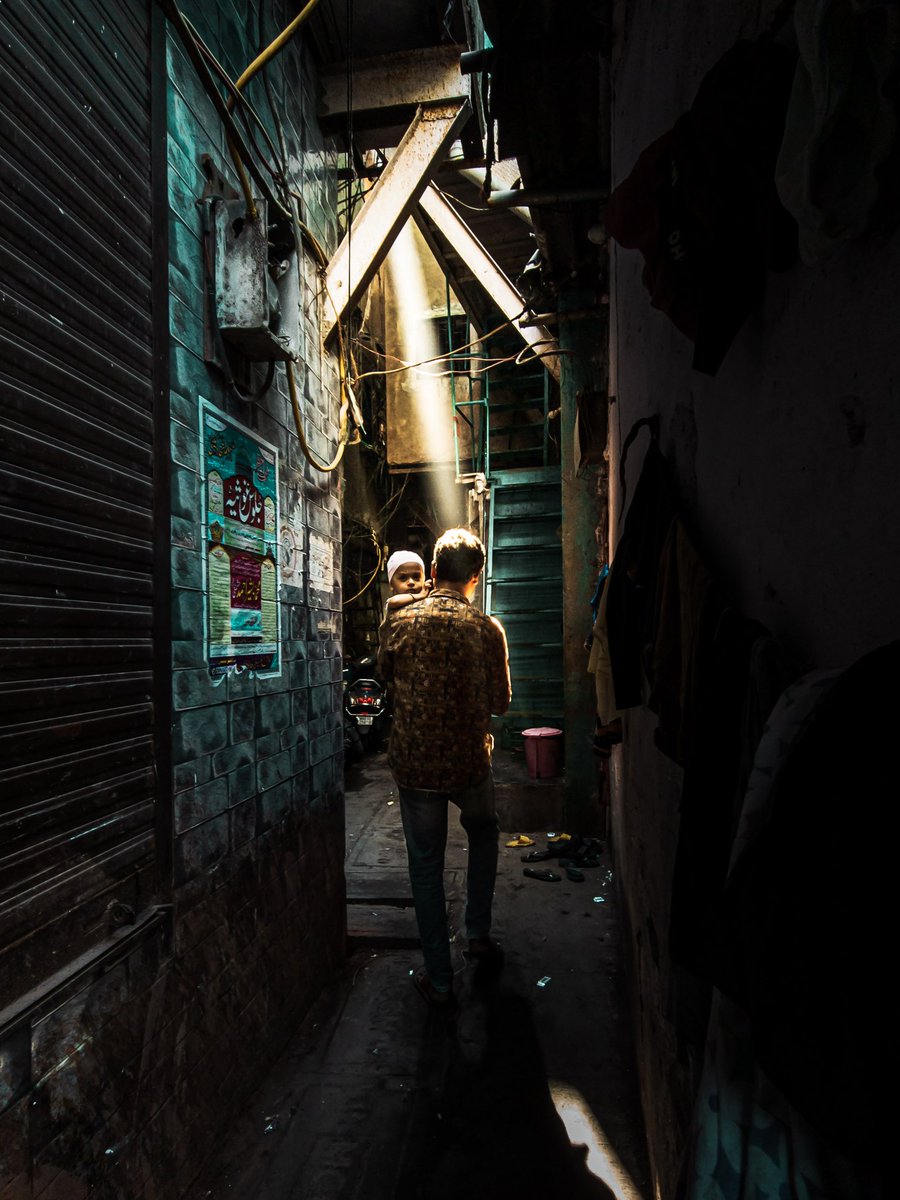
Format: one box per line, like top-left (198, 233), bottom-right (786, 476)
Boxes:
top-left (227, 699), bottom-right (256, 745)
top-left (173, 705), bottom-right (228, 762)
top-left (174, 814), bottom-right (229, 885)
top-left (175, 777), bottom-right (228, 833)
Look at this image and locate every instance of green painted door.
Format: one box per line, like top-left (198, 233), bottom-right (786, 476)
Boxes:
top-left (485, 467), bottom-right (563, 747)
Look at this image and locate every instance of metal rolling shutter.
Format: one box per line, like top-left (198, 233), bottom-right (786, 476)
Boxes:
top-left (0, 0), bottom-right (157, 1001)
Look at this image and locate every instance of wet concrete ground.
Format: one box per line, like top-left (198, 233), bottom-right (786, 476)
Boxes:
top-left (194, 749), bottom-right (651, 1199)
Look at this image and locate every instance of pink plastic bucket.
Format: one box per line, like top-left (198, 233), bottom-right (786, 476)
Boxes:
top-left (522, 727), bottom-right (563, 779)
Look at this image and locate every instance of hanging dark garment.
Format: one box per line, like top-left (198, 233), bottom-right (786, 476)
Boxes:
top-left (776, 0), bottom-right (900, 264)
top-left (606, 441), bottom-right (677, 710)
top-left (667, 609), bottom-right (783, 977)
top-left (605, 38), bottom-right (798, 375)
top-left (711, 640), bottom-right (898, 1166)
top-left (645, 517), bottom-right (718, 765)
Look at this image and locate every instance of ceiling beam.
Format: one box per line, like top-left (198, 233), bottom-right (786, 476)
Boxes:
top-left (319, 46), bottom-right (482, 159)
top-left (416, 184), bottom-right (560, 381)
top-left (323, 101), bottom-right (472, 342)
top-left (319, 46), bottom-right (469, 120)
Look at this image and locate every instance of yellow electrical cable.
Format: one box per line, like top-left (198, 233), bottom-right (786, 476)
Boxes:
top-left (170, 0), bottom-right (353, 472)
top-left (222, 0), bottom-right (322, 216)
top-left (294, 211), bottom-right (364, 432)
top-left (168, 6), bottom-right (262, 220)
top-left (234, 0), bottom-right (322, 96)
top-left (287, 360), bottom-right (350, 473)
top-left (233, 11), bottom-right (359, 474)
top-left (351, 313), bottom-right (526, 382)
top-left (353, 341), bottom-right (519, 377)
top-left (342, 532), bottom-right (384, 606)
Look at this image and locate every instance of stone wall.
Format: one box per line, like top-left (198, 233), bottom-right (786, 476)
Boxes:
top-left (163, 2), bottom-right (346, 1193)
top-left (0, 5), bottom-right (346, 1198)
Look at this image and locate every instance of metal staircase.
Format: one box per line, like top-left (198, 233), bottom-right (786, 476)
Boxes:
top-left (485, 467), bottom-right (564, 747)
top-left (449, 318), bottom-right (552, 480)
top-left (446, 309), bottom-right (563, 748)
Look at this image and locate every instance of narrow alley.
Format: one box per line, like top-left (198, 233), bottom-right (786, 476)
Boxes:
top-left (0, 1), bottom-right (895, 1199)
top-left (194, 748), bottom-right (650, 1200)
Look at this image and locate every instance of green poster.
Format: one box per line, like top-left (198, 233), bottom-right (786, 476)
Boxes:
top-left (200, 399), bottom-right (281, 677)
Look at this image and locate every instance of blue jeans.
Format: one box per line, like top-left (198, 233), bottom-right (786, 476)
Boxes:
top-left (398, 775), bottom-right (499, 992)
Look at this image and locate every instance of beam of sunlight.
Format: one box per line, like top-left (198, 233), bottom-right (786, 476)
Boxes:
top-left (550, 1081), bottom-right (645, 1200)
top-left (384, 220), bottom-right (463, 530)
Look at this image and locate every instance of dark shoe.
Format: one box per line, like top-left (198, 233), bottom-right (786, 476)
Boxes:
top-left (570, 838), bottom-right (604, 866)
top-left (467, 937), bottom-right (504, 967)
top-left (523, 867), bottom-right (562, 882)
top-left (412, 966), bottom-right (456, 1009)
top-left (521, 849), bottom-right (553, 863)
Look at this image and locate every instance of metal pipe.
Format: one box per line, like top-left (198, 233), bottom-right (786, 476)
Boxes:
top-left (484, 187), bottom-right (608, 209)
top-left (458, 167), bottom-right (532, 225)
top-left (460, 48), bottom-right (494, 74)
top-left (519, 304), bottom-right (608, 327)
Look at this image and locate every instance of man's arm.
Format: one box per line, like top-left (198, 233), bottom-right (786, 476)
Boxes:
top-left (485, 616), bottom-right (511, 716)
top-left (376, 613), bottom-right (395, 683)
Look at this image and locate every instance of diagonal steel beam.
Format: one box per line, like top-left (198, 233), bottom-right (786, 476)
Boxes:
top-left (416, 183), bottom-right (560, 381)
top-left (323, 101), bottom-right (471, 342)
top-left (411, 206), bottom-right (491, 335)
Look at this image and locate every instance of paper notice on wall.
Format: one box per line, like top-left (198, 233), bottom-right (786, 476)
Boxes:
top-left (280, 490), bottom-right (306, 587)
top-left (308, 533), bottom-right (334, 590)
top-left (200, 397), bottom-right (281, 678)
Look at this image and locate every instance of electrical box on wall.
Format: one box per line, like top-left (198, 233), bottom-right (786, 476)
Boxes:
top-left (213, 198), bottom-right (301, 362)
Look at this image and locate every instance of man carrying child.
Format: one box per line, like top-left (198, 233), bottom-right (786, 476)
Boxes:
top-left (377, 528), bottom-right (511, 1008)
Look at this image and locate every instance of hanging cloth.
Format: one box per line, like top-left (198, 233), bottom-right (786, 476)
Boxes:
top-left (605, 38), bottom-right (798, 374)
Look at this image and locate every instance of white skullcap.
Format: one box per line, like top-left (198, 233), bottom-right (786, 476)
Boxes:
top-left (386, 550), bottom-right (425, 582)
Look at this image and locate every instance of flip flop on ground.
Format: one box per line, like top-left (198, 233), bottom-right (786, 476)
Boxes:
top-left (521, 849), bottom-right (554, 863)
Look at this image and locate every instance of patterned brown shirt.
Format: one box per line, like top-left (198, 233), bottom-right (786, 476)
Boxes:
top-left (377, 588), bottom-right (511, 790)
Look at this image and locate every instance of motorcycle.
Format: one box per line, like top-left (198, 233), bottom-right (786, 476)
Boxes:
top-left (343, 655), bottom-right (389, 755)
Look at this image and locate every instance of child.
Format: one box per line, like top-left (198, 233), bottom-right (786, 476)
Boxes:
top-left (383, 550), bottom-right (431, 617)
top-left (379, 552), bottom-right (431, 718)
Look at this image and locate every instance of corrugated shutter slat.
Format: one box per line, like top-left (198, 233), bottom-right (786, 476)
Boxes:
top-left (0, 0), bottom-right (156, 1003)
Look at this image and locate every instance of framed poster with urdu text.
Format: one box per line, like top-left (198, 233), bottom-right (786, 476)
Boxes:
top-left (200, 398), bottom-right (281, 677)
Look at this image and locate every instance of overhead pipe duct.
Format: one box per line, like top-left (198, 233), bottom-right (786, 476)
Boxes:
top-left (457, 167), bottom-right (532, 225)
top-left (519, 305), bottom-right (608, 328)
top-left (484, 187), bottom-right (608, 209)
top-left (459, 48), bottom-right (494, 74)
